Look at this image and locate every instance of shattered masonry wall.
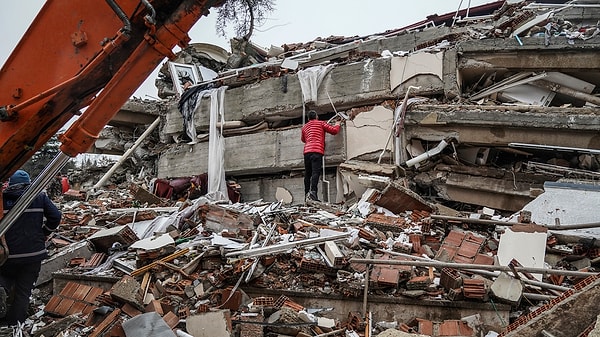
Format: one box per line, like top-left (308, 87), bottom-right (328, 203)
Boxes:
top-left (157, 28), bottom-right (477, 183)
top-left (157, 127), bottom-right (345, 178)
top-left (237, 173), bottom-right (338, 204)
top-left (154, 7), bottom-right (600, 206)
top-left (162, 57), bottom-right (396, 138)
top-left (404, 108), bottom-right (600, 146)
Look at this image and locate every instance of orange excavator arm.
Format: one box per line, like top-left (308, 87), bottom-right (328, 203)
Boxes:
top-left (0, 0), bottom-right (223, 232)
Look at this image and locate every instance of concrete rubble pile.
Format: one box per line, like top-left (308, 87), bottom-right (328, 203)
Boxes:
top-left (4, 174), bottom-right (598, 337)
top-left (9, 0), bottom-right (600, 336)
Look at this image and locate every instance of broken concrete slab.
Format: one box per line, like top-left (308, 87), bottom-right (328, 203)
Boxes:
top-left (345, 105), bottom-right (394, 162)
top-left (490, 272), bottom-right (523, 305)
top-left (162, 58), bottom-right (396, 137)
top-left (186, 309), bottom-right (232, 337)
top-left (415, 164), bottom-right (550, 212)
top-left (157, 126), bottom-right (345, 178)
top-left (111, 276), bottom-right (144, 310)
top-left (238, 173), bottom-right (337, 205)
top-left (390, 52), bottom-right (444, 92)
top-left (497, 224), bottom-right (547, 281)
top-left (129, 232), bottom-right (175, 255)
top-left (38, 240), bottom-right (94, 286)
top-left (374, 181), bottom-right (434, 214)
top-left (87, 225), bottom-right (140, 254)
top-left (514, 181), bottom-right (600, 233)
top-left (122, 312), bottom-right (176, 337)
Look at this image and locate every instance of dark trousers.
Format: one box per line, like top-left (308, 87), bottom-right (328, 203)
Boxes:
top-left (304, 153), bottom-right (323, 197)
top-left (0, 261), bottom-right (41, 325)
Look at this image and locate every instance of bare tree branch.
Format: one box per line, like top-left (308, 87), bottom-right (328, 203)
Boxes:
top-left (216, 0), bottom-right (275, 41)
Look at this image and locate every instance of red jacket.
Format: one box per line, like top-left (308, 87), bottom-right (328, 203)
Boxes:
top-left (301, 120), bottom-right (340, 155)
top-left (61, 176), bottom-right (70, 193)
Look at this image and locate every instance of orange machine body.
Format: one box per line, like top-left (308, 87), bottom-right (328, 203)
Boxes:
top-left (0, 0), bottom-right (222, 217)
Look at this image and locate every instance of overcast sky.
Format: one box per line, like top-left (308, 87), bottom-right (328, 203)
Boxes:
top-left (1, 1), bottom-right (493, 99)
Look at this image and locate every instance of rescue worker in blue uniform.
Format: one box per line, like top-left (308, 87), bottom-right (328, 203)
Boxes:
top-left (0, 170), bottom-right (61, 325)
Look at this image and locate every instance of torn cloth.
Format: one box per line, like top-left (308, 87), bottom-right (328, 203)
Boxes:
top-left (297, 64), bottom-right (336, 103)
top-left (205, 86), bottom-right (229, 201)
top-left (178, 83), bottom-right (215, 143)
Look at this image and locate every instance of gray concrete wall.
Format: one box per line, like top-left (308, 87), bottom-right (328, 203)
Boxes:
top-left (157, 126), bottom-right (345, 177)
top-left (154, 25), bottom-right (600, 195)
top-left (404, 107), bottom-right (600, 147)
top-left (237, 173), bottom-right (338, 205)
top-left (162, 57), bottom-right (398, 138)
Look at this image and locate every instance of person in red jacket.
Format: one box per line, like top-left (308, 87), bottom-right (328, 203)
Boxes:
top-left (60, 175), bottom-right (70, 194)
top-left (301, 110), bottom-right (343, 202)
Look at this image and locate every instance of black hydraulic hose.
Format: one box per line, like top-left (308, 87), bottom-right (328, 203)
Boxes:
top-left (140, 0), bottom-right (157, 25)
top-left (105, 0), bottom-right (132, 35)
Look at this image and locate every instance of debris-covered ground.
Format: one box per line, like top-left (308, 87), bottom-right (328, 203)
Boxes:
top-left (3, 165), bottom-right (599, 337)
top-left (5, 0), bottom-right (600, 336)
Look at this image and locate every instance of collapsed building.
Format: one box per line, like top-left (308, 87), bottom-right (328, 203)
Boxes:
top-left (95, 0), bottom-right (600, 213)
top-left (17, 1), bottom-right (600, 337)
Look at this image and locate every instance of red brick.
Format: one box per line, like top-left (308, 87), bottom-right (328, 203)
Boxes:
top-left (55, 298), bottom-right (75, 317)
top-left (84, 287), bottom-right (104, 303)
top-left (417, 318), bottom-right (433, 336)
top-left (44, 296), bottom-right (62, 315)
top-left (163, 311), bottom-right (179, 329)
top-left (60, 282), bottom-right (79, 296)
top-left (67, 301), bottom-right (87, 315)
top-left (73, 284), bottom-right (92, 301)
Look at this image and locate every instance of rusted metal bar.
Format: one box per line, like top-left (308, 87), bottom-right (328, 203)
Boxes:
top-left (349, 258), bottom-right (596, 278)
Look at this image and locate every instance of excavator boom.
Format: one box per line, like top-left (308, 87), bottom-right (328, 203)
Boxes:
top-left (0, 0), bottom-right (223, 229)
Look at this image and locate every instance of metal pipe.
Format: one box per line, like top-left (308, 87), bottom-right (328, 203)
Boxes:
top-left (362, 250), bottom-right (372, 315)
top-left (325, 91), bottom-right (349, 123)
top-left (245, 213), bottom-right (277, 283)
top-left (431, 214), bottom-right (600, 231)
top-left (478, 269), bottom-right (570, 292)
top-left (93, 117), bottom-right (160, 189)
top-left (376, 249), bottom-right (571, 292)
top-left (452, 0), bottom-right (465, 27)
top-left (470, 72), bottom-right (548, 101)
top-left (524, 293), bottom-right (556, 302)
top-left (532, 80), bottom-right (600, 106)
top-left (140, 0), bottom-right (157, 25)
top-left (377, 86), bottom-right (420, 165)
top-left (105, 0), bottom-right (132, 35)
top-left (510, 143), bottom-right (600, 155)
top-left (405, 139), bottom-right (449, 167)
top-left (545, 222), bottom-right (600, 231)
top-left (431, 214), bottom-right (522, 226)
top-left (348, 258), bottom-right (596, 278)
top-left (321, 156), bottom-right (330, 203)
top-left (225, 232), bottom-right (351, 258)
top-left (0, 152), bottom-right (70, 236)
top-left (322, 91), bottom-right (348, 203)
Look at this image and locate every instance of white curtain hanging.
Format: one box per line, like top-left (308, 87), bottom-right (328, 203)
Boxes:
top-left (297, 64), bottom-right (335, 104)
top-left (206, 86), bottom-right (229, 201)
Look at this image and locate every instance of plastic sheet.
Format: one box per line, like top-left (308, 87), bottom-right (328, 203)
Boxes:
top-left (206, 86), bottom-right (229, 201)
top-left (297, 64), bottom-right (335, 104)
